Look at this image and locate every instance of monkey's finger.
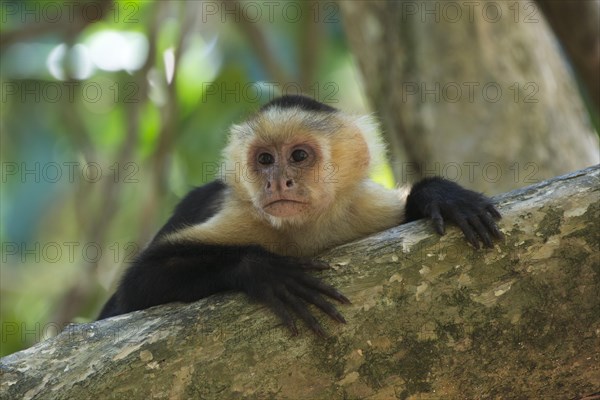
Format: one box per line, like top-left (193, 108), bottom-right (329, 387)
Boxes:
top-left (428, 203), bottom-right (445, 235)
top-left (259, 289), bottom-right (299, 336)
top-left (448, 209), bottom-right (480, 249)
top-left (276, 288), bottom-right (327, 338)
top-left (480, 212), bottom-right (504, 240)
top-left (298, 259), bottom-right (330, 271)
top-left (289, 285), bottom-right (347, 324)
top-left (468, 216), bottom-right (493, 248)
top-left (486, 204), bottom-right (502, 219)
top-left (297, 274), bottom-right (351, 304)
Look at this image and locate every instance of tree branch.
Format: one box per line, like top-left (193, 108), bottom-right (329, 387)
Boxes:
top-left (1, 165), bottom-right (599, 399)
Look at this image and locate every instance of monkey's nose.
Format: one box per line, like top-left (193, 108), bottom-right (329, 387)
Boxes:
top-left (266, 178), bottom-right (294, 191)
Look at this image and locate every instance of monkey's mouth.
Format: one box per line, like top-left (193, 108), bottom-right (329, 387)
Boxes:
top-left (265, 199), bottom-right (305, 206)
top-left (263, 199), bottom-right (308, 217)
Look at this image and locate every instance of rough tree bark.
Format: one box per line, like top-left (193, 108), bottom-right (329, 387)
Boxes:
top-left (340, 0), bottom-right (599, 193)
top-left (1, 165), bottom-right (599, 400)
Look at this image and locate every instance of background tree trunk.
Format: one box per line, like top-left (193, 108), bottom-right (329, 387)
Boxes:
top-left (1, 165), bottom-right (598, 400)
top-left (340, 0), bottom-right (599, 193)
top-left (536, 0), bottom-right (600, 114)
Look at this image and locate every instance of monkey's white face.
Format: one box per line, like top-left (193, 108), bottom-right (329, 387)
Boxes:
top-left (223, 108), bottom-right (380, 228)
top-left (249, 138), bottom-right (333, 222)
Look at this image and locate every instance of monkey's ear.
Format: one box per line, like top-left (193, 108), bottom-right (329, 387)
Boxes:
top-left (343, 115), bottom-right (387, 172)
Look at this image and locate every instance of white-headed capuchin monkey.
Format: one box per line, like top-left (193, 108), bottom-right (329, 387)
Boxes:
top-left (98, 95), bottom-right (502, 336)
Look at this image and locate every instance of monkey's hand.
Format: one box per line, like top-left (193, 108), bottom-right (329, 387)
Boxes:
top-left (405, 177), bottom-right (503, 249)
top-left (233, 248), bottom-right (350, 337)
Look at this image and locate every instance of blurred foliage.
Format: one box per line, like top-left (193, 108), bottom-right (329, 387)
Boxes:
top-left (0, 0), bottom-right (394, 356)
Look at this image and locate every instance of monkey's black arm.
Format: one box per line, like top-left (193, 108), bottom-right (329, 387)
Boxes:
top-left (98, 180), bottom-right (349, 336)
top-left (98, 241), bottom-right (349, 337)
top-left (405, 177), bottom-right (503, 248)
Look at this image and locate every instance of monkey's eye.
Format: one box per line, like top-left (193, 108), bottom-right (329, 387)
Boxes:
top-left (291, 149), bottom-right (309, 163)
top-left (257, 153), bottom-right (275, 165)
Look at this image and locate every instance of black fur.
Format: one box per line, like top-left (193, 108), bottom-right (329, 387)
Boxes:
top-left (154, 180), bottom-right (226, 241)
top-left (405, 177), bottom-right (502, 249)
top-left (261, 94), bottom-right (337, 113)
top-left (99, 175), bottom-right (501, 331)
top-left (97, 180), bottom-right (349, 336)
top-left (98, 181), bottom-right (227, 320)
top-left (97, 97), bottom-right (502, 336)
